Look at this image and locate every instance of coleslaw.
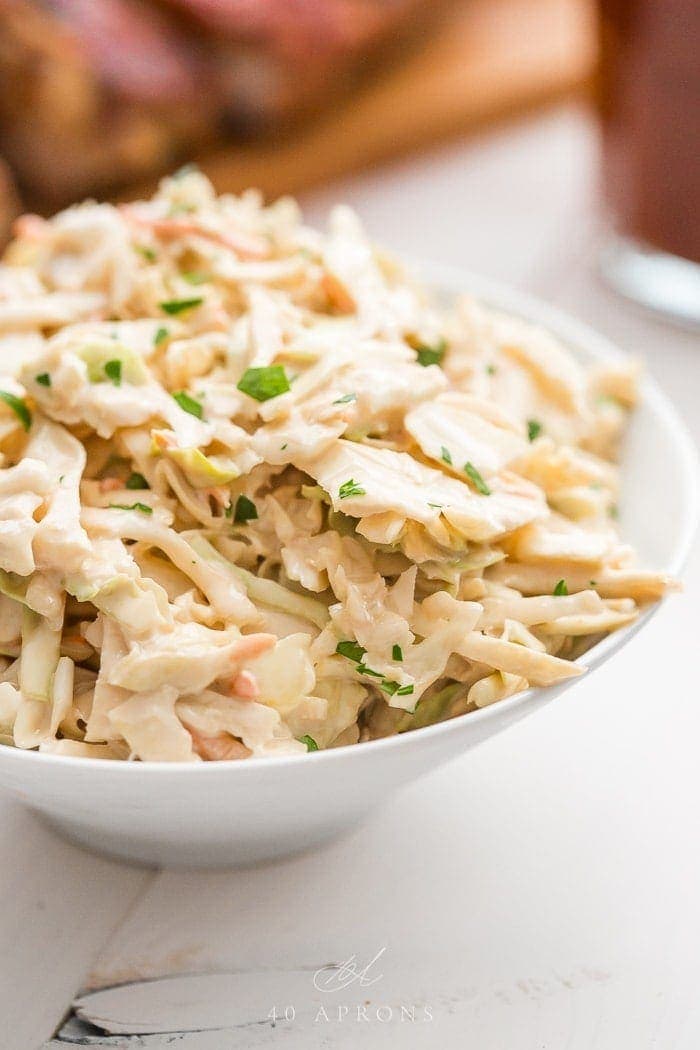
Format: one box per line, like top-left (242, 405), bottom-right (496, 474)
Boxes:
top-left (0, 170), bottom-right (677, 761)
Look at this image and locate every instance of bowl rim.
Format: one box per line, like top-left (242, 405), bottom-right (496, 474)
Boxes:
top-left (2, 264), bottom-right (698, 775)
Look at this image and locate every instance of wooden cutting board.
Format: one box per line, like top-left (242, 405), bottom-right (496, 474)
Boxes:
top-left (170, 0), bottom-right (596, 200)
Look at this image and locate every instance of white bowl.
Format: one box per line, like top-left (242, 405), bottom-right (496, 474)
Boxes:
top-left (0, 267), bottom-right (696, 869)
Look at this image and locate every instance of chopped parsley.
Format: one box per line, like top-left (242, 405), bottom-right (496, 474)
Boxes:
top-left (237, 365), bottom-right (290, 402)
top-left (298, 735), bottom-right (319, 752)
top-left (333, 392), bottom-right (357, 405)
top-left (104, 359), bottom-right (122, 386)
top-left (608, 504), bottom-right (620, 520)
top-left (336, 640), bottom-right (367, 663)
top-left (380, 680), bottom-right (414, 697)
top-left (167, 202), bottom-right (197, 216)
top-left (182, 271), bottom-right (209, 285)
top-left (125, 472), bottom-right (149, 490)
top-left (392, 644), bottom-right (403, 661)
top-left (463, 461), bottom-right (491, 495)
top-left (415, 338), bottom-right (446, 368)
top-left (35, 373), bottom-right (51, 388)
top-left (427, 501), bottom-right (443, 509)
top-left (233, 495), bottom-right (258, 523)
top-left (486, 363), bottom-right (497, 375)
top-left (338, 478), bottom-right (366, 500)
top-left (0, 391), bottom-right (31, 431)
top-left (589, 579), bottom-right (597, 587)
top-left (359, 666), bottom-right (384, 679)
top-left (597, 393), bottom-right (623, 408)
top-left (153, 326), bottom-right (169, 347)
top-left (527, 419), bottom-right (543, 442)
top-left (160, 297), bottom-right (204, 316)
top-left (108, 502), bottom-right (152, 515)
top-left (553, 578), bottom-right (569, 596)
top-left (172, 390), bottom-right (204, 419)
top-left (440, 445), bottom-right (453, 466)
top-left (136, 245), bottom-right (157, 262)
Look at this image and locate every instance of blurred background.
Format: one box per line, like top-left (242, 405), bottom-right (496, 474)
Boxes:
top-left (0, 0), bottom-right (697, 323)
top-left (0, 0), bottom-right (596, 230)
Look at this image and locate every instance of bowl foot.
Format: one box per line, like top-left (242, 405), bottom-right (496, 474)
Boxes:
top-left (37, 808), bottom-right (369, 870)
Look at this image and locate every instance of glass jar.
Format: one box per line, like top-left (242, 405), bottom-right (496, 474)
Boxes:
top-left (598, 0), bottom-right (700, 326)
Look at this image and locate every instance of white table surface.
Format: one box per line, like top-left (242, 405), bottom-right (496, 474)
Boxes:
top-left (2, 104), bottom-right (699, 1050)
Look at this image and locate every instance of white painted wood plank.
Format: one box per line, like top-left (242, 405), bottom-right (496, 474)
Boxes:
top-left (0, 799), bottom-right (152, 1050)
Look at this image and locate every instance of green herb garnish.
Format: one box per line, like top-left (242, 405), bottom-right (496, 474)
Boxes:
top-left (0, 391), bottom-right (31, 431)
top-left (167, 202), bottom-right (197, 216)
top-left (154, 326), bottom-right (169, 347)
top-left (527, 419), bottom-right (543, 442)
top-left (338, 478), bottom-right (366, 500)
top-left (336, 640), bottom-right (367, 663)
top-left (392, 644), bottom-right (403, 661)
top-left (463, 461), bottom-right (491, 495)
top-left (597, 394), bottom-right (623, 408)
top-left (233, 495), bottom-right (258, 523)
top-left (553, 579), bottom-right (568, 596)
top-left (359, 666), bottom-right (384, 679)
top-left (299, 735), bottom-right (319, 752)
top-left (237, 365), bottom-right (290, 402)
top-left (172, 390), bottom-right (204, 419)
top-left (608, 504), bottom-right (620, 520)
top-left (380, 680), bottom-right (414, 697)
top-left (440, 445), bottom-right (453, 466)
top-left (35, 373), bottom-right (51, 388)
top-left (486, 364), bottom-right (497, 375)
top-left (137, 246), bottom-right (157, 262)
top-left (182, 271), bottom-right (209, 285)
top-left (109, 502), bottom-right (153, 515)
top-left (104, 359), bottom-right (122, 386)
top-left (160, 297), bottom-right (204, 316)
top-left (415, 338), bottom-right (446, 368)
top-left (333, 392), bottom-right (357, 405)
top-left (125, 472), bottom-right (149, 490)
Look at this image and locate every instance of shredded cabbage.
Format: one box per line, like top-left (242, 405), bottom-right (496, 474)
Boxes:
top-left (0, 171), bottom-right (674, 760)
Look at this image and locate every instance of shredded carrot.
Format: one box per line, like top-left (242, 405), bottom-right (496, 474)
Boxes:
top-left (121, 208), bottom-right (268, 260)
top-left (321, 272), bottom-right (355, 314)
